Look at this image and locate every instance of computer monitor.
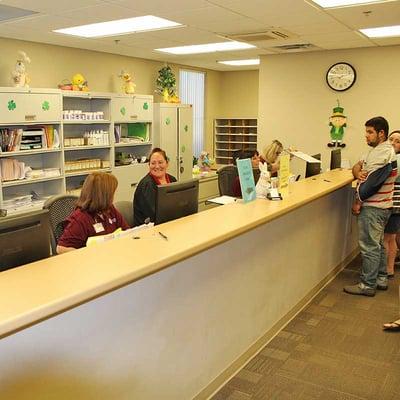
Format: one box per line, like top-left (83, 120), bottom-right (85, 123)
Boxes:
top-left (305, 153), bottom-right (322, 178)
top-left (0, 209), bottom-right (51, 271)
top-left (330, 149), bottom-right (342, 170)
top-left (155, 179), bottom-right (199, 225)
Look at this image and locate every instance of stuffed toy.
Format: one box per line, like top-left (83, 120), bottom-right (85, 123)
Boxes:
top-left (72, 73), bottom-right (89, 91)
top-left (328, 104), bottom-right (347, 148)
top-left (198, 151), bottom-right (212, 171)
top-left (11, 51), bottom-right (31, 88)
top-left (255, 162), bottom-right (271, 199)
top-left (119, 70), bottom-right (136, 94)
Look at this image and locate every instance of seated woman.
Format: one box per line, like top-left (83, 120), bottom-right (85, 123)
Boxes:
top-left (232, 149), bottom-right (261, 197)
top-left (262, 139), bottom-right (284, 175)
top-left (57, 172), bottom-right (129, 254)
top-left (133, 147), bottom-right (177, 226)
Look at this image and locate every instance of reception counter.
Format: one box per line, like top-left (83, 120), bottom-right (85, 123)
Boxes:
top-left (0, 169), bottom-right (357, 400)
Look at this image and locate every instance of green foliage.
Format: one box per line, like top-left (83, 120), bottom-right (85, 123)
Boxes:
top-left (156, 65), bottom-right (177, 96)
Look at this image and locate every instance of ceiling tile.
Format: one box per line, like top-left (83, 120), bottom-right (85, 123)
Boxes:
top-left (105, 0), bottom-right (210, 13)
top-left (1, 0), bottom-right (105, 13)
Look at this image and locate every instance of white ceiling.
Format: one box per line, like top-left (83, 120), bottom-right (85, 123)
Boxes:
top-left (0, 0), bottom-right (399, 71)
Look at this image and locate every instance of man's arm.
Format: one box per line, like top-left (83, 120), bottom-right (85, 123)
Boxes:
top-left (352, 160), bottom-right (367, 180)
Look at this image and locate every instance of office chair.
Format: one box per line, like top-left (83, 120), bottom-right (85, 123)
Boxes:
top-left (43, 194), bottom-right (78, 254)
top-left (114, 200), bottom-right (134, 228)
top-left (217, 165), bottom-right (238, 196)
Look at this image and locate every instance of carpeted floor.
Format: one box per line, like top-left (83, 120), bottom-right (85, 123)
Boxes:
top-left (211, 255), bottom-right (400, 400)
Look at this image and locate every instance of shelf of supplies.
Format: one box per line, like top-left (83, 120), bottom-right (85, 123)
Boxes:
top-left (62, 120), bottom-right (111, 124)
top-left (216, 141), bottom-right (257, 144)
top-left (65, 168), bottom-right (111, 177)
top-left (0, 121), bottom-right (61, 127)
top-left (2, 175), bottom-right (63, 187)
top-left (216, 133), bottom-right (257, 136)
top-left (215, 125), bottom-right (257, 128)
top-left (216, 148), bottom-right (241, 152)
top-left (115, 142), bottom-right (152, 148)
top-left (114, 163), bottom-right (148, 169)
top-left (64, 145), bottom-right (111, 151)
top-left (0, 148), bottom-right (62, 157)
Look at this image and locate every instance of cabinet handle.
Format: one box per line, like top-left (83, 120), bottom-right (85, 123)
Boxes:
top-left (131, 183), bottom-right (138, 187)
top-left (130, 115), bottom-right (138, 119)
top-left (25, 115), bottom-right (37, 121)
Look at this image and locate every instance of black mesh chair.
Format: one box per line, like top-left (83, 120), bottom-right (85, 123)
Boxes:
top-left (43, 194), bottom-right (78, 254)
top-left (217, 165), bottom-right (239, 196)
top-left (114, 200), bottom-right (134, 228)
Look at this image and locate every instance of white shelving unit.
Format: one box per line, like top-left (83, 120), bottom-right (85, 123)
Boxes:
top-left (0, 88), bottom-right (154, 214)
top-left (214, 117), bottom-right (258, 165)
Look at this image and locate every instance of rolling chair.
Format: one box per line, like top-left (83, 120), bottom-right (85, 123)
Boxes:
top-left (43, 194), bottom-right (78, 254)
top-left (114, 200), bottom-right (134, 228)
top-left (217, 165), bottom-right (238, 196)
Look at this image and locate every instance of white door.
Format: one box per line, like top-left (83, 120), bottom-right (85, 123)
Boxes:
top-left (159, 106), bottom-right (178, 179)
top-left (177, 105), bottom-right (193, 181)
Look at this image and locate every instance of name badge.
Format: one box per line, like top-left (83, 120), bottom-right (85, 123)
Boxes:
top-left (93, 222), bottom-right (105, 233)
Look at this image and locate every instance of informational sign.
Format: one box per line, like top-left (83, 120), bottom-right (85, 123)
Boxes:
top-left (236, 158), bottom-right (256, 203)
top-left (279, 154), bottom-right (290, 197)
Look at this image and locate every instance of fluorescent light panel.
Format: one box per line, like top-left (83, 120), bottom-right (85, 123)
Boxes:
top-left (156, 41), bottom-right (255, 55)
top-left (218, 59), bottom-right (260, 66)
top-left (312, 0), bottom-right (387, 8)
top-left (360, 25), bottom-right (400, 37)
top-left (53, 15), bottom-right (182, 38)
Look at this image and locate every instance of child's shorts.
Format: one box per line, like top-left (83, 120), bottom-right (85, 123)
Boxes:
top-left (385, 213), bottom-right (400, 234)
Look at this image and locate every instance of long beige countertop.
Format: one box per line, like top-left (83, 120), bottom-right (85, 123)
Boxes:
top-left (0, 169), bottom-right (354, 339)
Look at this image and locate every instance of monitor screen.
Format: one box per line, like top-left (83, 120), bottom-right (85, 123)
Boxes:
top-left (155, 179), bottom-right (199, 225)
top-left (305, 154), bottom-right (321, 178)
top-left (0, 209), bottom-right (51, 271)
top-left (330, 149), bottom-right (341, 170)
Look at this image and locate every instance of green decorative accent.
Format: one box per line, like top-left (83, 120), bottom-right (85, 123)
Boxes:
top-left (120, 106), bottom-right (126, 116)
top-left (7, 100), bottom-right (16, 111)
top-left (42, 101), bottom-right (50, 111)
top-left (143, 102), bottom-right (149, 110)
top-left (165, 117), bottom-right (171, 125)
top-left (184, 125), bottom-right (188, 132)
top-left (181, 145), bottom-right (186, 153)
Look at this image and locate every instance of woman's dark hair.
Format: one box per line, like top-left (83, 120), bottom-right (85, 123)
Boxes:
top-left (365, 116), bottom-right (389, 139)
top-left (149, 147), bottom-right (169, 162)
top-left (77, 172), bottom-right (118, 213)
top-left (234, 149), bottom-right (259, 165)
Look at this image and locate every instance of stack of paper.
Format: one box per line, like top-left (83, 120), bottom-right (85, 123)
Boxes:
top-left (0, 159), bottom-right (27, 181)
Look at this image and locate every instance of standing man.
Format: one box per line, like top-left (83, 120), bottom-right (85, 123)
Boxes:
top-left (344, 116), bottom-right (397, 297)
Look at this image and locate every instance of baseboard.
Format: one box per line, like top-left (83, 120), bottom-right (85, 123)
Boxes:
top-left (193, 248), bottom-right (360, 400)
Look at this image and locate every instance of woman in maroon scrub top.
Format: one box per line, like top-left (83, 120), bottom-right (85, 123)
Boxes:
top-left (57, 172), bottom-right (129, 254)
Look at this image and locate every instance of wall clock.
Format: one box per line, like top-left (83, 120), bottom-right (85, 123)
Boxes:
top-left (326, 62), bottom-right (356, 92)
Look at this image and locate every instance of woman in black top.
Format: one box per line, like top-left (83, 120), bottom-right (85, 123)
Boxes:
top-left (133, 148), bottom-right (177, 226)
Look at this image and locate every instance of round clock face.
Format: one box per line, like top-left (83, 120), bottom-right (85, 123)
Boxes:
top-left (326, 62), bottom-right (356, 92)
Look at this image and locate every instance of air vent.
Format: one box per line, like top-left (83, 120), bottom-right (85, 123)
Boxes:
top-left (0, 5), bottom-right (38, 23)
top-left (225, 28), bottom-right (297, 43)
top-left (273, 43), bottom-right (319, 51)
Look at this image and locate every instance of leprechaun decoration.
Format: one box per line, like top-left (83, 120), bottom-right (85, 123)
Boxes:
top-left (328, 103), bottom-right (347, 148)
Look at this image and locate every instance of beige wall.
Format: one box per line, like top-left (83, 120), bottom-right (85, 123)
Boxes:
top-left (0, 37), bottom-right (223, 154)
top-left (258, 45), bottom-right (400, 170)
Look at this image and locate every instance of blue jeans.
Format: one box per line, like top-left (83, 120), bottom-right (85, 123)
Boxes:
top-left (358, 206), bottom-right (391, 288)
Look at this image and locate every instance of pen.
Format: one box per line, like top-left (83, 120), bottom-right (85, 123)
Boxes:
top-left (158, 231), bottom-right (168, 241)
top-left (323, 179), bottom-right (331, 183)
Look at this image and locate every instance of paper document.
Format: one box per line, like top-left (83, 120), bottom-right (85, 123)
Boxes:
top-left (206, 195), bottom-right (237, 205)
top-left (290, 151), bottom-right (321, 163)
top-left (86, 223), bottom-right (154, 246)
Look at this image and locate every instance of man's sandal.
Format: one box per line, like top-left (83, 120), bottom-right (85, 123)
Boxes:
top-left (383, 320), bottom-right (400, 331)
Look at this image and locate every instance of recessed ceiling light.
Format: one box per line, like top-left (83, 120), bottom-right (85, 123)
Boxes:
top-left (360, 25), bottom-right (400, 37)
top-left (311, 0), bottom-right (387, 8)
top-left (218, 59), bottom-right (260, 66)
top-left (155, 41), bottom-right (255, 55)
top-left (53, 15), bottom-right (182, 38)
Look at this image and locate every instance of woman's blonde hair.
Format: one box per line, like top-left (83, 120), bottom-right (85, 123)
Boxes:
top-left (263, 140), bottom-right (283, 164)
top-left (77, 172), bottom-right (118, 213)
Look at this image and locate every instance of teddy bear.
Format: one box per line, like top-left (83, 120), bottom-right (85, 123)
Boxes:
top-left (11, 51), bottom-right (31, 88)
top-left (72, 73), bottom-right (89, 91)
top-left (119, 70), bottom-right (136, 94)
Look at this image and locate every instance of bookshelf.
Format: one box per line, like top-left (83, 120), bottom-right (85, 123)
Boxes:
top-left (0, 88), bottom-right (154, 215)
top-left (214, 117), bottom-right (258, 165)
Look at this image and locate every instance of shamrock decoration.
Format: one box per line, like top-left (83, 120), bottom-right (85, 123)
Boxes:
top-left (143, 102), bottom-right (149, 110)
top-left (120, 106), bottom-right (126, 116)
top-left (8, 100), bottom-right (16, 111)
top-left (181, 145), bottom-right (186, 153)
top-left (184, 125), bottom-right (188, 132)
top-left (42, 101), bottom-right (50, 111)
top-left (165, 117), bottom-right (171, 125)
